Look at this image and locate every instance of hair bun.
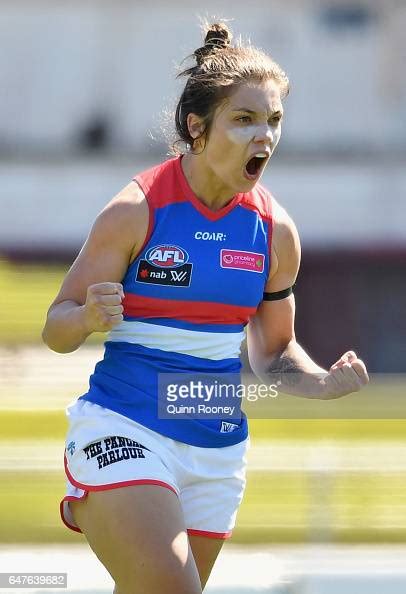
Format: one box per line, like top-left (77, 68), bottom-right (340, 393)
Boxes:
top-left (194, 22), bottom-right (232, 66)
top-left (204, 23), bottom-right (232, 48)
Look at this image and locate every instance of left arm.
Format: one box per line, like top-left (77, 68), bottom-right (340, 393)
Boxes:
top-left (247, 200), bottom-right (369, 399)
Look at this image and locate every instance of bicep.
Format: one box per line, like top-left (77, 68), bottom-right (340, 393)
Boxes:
top-left (247, 294), bottom-right (296, 362)
top-left (50, 184), bottom-right (148, 308)
top-left (266, 209), bottom-right (301, 293)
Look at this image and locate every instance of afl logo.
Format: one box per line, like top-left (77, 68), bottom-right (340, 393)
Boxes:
top-left (146, 245), bottom-right (189, 268)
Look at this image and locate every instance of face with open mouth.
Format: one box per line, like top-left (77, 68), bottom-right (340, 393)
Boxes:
top-left (202, 79), bottom-right (284, 193)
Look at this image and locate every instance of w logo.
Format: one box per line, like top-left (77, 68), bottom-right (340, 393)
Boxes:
top-left (170, 270), bottom-right (188, 282)
top-left (220, 421), bottom-right (238, 433)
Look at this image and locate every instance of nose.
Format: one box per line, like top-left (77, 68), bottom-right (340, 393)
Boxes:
top-left (253, 123), bottom-right (274, 146)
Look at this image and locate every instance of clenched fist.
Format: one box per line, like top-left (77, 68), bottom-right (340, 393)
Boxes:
top-left (83, 282), bottom-right (124, 333)
top-left (320, 350), bottom-right (369, 399)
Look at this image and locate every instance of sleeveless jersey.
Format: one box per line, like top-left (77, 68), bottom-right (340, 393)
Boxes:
top-left (79, 156), bottom-right (274, 447)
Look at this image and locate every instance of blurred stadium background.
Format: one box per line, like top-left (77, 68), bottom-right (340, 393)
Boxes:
top-left (1, 0), bottom-right (406, 592)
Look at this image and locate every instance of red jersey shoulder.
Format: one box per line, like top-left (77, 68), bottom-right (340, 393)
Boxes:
top-left (240, 183), bottom-right (273, 222)
top-left (133, 157), bottom-right (176, 196)
top-left (133, 157), bottom-right (185, 209)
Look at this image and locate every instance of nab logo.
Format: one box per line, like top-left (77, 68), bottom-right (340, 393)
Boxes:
top-left (136, 244), bottom-right (193, 287)
top-left (146, 245), bottom-right (188, 268)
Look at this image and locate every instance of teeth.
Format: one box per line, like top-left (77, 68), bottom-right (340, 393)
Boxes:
top-left (255, 153), bottom-right (268, 158)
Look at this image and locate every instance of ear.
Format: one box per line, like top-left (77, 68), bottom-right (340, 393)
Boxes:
top-left (186, 113), bottom-right (205, 140)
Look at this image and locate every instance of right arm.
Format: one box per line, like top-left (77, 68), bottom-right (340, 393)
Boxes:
top-left (42, 181), bottom-right (149, 353)
top-left (247, 199), bottom-right (368, 399)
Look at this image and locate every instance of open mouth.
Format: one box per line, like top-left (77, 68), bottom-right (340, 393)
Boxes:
top-left (244, 154), bottom-right (268, 180)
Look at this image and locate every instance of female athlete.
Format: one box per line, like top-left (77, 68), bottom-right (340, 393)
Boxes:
top-left (42, 22), bottom-right (369, 594)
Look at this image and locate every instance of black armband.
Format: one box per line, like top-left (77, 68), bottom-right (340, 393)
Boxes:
top-left (263, 286), bottom-right (294, 301)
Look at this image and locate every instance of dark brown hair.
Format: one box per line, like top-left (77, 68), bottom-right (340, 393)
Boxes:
top-left (172, 22), bottom-right (289, 154)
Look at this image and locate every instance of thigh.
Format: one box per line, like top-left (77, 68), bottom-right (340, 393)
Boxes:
top-left (70, 485), bottom-right (202, 594)
top-left (189, 534), bottom-right (225, 590)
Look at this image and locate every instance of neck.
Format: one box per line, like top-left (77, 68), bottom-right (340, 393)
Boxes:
top-left (181, 153), bottom-right (236, 211)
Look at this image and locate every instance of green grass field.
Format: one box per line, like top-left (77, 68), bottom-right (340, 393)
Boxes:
top-left (3, 468), bottom-right (406, 544)
top-left (2, 404), bottom-right (406, 544)
top-left (2, 409), bottom-right (406, 442)
top-left (2, 260), bottom-right (406, 544)
top-left (0, 260), bottom-right (102, 345)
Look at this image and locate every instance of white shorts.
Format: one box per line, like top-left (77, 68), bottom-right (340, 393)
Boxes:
top-left (60, 400), bottom-right (249, 539)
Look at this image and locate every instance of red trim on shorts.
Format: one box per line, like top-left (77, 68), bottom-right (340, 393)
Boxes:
top-left (62, 455), bottom-right (232, 539)
top-left (60, 493), bottom-right (88, 534)
top-left (187, 528), bottom-right (232, 540)
top-left (64, 453), bottom-right (178, 495)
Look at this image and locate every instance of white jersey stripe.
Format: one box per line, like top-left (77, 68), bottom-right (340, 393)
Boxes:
top-left (107, 320), bottom-right (245, 361)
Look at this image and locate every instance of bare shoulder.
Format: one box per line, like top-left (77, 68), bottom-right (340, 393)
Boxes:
top-left (108, 179), bottom-right (147, 210)
top-left (49, 181), bottom-right (149, 307)
top-left (271, 197), bottom-right (300, 256)
top-left (267, 196), bottom-right (301, 290)
top-left (85, 180), bottom-right (149, 266)
top-left (96, 181), bottom-right (148, 249)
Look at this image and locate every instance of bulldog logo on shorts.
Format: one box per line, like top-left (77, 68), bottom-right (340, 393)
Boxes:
top-left (67, 441), bottom-right (76, 456)
top-left (83, 436), bottom-right (151, 470)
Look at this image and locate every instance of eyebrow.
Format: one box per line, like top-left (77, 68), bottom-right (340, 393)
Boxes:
top-left (231, 107), bottom-right (283, 116)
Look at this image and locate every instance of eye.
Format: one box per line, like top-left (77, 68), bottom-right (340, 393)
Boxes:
top-left (236, 116), bottom-right (252, 123)
top-left (269, 115), bottom-right (282, 126)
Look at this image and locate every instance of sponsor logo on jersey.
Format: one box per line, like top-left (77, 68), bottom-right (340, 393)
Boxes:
top-left (136, 260), bottom-right (193, 287)
top-left (138, 244), bottom-right (193, 287)
top-left (146, 245), bottom-right (188, 268)
top-left (220, 421), bottom-right (239, 433)
top-left (194, 231), bottom-right (227, 241)
top-left (220, 249), bottom-right (265, 273)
